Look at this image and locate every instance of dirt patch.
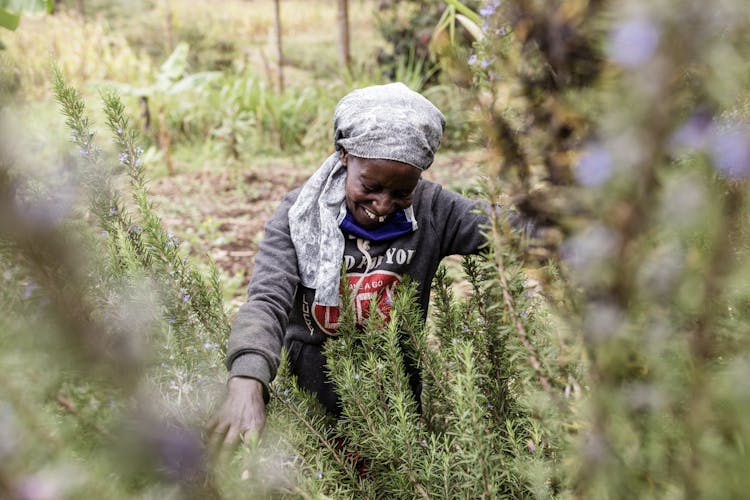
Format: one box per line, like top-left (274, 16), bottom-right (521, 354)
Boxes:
top-left (150, 165), bottom-right (310, 291)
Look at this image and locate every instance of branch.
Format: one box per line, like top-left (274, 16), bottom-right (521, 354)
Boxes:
top-left (490, 220), bottom-right (553, 393)
top-left (270, 387), bottom-right (370, 499)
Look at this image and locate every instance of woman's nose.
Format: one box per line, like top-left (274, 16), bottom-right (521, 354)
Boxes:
top-left (371, 194), bottom-right (394, 215)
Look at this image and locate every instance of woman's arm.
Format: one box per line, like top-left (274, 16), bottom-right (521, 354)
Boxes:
top-left (209, 189), bottom-right (301, 452)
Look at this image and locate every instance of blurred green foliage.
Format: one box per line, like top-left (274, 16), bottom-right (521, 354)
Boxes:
top-left (2, 0), bottom-right (750, 498)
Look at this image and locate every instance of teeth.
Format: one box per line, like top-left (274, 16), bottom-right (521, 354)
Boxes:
top-left (365, 208), bottom-right (386, 222)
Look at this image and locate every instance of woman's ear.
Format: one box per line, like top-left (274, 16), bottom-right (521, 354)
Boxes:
top-left (339, 148), bottom-right (348, 167)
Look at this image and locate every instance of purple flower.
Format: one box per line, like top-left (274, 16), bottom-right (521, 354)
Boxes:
top-left (527, 439), bottom-right (536, 454)
top-left (182, 293), bottom-right (190, 303)
top-left (108, 207), bottom-right (117, 217)
top-left (315, 470), bottom-right (323, 479)
top-left (153, 426), bottom-right (205, 481)
top-left (22, 281), bottom-right (36, 299)
top-left (117, 126), bottom-right (123, 135)
top-left (576, 144), bottom-right (613, 187)
top-left (480, 59), bottom-right (492, 69)
top-left (608, 19), bottom-right (661, 68)
top-left (710, 124), bottom-right (750, 180)
top-left (672, 111), bottom-right (713, 150)
top-left (480, 0), bottom-right (500, 18)
top-left (468, 54), bottom-right (478, 66)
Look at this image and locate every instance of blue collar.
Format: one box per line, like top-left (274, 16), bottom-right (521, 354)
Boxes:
top-left (339, 209), bottom-right (415, 242)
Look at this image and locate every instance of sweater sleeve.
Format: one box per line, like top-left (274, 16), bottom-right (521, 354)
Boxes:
top-left (225, 189), bottom-right (301, 401)
top-left (429, 184), bottom-right (491, 258)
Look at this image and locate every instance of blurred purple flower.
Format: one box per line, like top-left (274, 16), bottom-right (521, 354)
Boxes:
top-left (480, 58), bottom-right (492, 69)
top-left (608, 19), bottom-right (660, 68)
top-left (561, 224), bottom-right (619, 273)
top-left (154, 426), bottom-right (205, 481)
top-left (527, 439), bottom-right (536, 454)
top-left (480, 0), bottom-right (500, 18)
top-left (672, 111), bottom-right (713, 150)
top-left (108, 207), bottom-right (117, 217)
top-left (575, 144), bottom-right (613, 187)
top-left (710, 124), bottom-right (750, 180)
top-left (468, 54), bottom-right (478, 65)
top-left (22, 281), bottom-right (36, 299)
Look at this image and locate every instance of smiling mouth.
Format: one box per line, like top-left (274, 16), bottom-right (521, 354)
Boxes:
top-left (363, 207), bottom-right (387, 223)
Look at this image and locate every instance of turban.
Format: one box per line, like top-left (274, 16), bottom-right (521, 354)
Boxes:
top-left (288, 83), bottom-right (445, 307)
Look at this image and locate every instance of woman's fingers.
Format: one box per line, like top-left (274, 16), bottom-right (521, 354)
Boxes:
top-left (207, 419), bottom-right (229, 459)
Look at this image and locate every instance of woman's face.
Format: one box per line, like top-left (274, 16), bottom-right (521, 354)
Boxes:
top-left (341, 151), bottom-right (421, 229)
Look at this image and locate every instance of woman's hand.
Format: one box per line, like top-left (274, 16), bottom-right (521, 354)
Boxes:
top-left (207, 377), bottom-right (266, 459)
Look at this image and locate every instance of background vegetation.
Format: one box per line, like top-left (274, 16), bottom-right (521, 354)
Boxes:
top-left (1, 0), bottom-right (749, 498)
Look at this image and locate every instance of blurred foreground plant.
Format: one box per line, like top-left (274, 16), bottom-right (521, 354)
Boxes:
top-left (0, 67), bottom-right (235, 497)
top-left (465, 0), bottom-right (750, 496)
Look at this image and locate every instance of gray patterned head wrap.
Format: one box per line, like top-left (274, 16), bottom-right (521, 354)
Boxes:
top-left (288, 83), bottom-right (445, 307)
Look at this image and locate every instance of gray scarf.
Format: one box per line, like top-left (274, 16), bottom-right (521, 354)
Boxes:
top-left (288, 83), bottom-right (445, 306)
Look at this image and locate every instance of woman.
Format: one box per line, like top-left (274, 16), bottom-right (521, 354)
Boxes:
top-left (208, 83), bottom-right (491, 450)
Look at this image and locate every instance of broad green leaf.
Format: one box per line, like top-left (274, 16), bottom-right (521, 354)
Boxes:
top-left (0, 0), bottom-right (52, 30)
top-left (157, 42), bottom-right (190, 86)
top-left (0, 7), bottom-right (20, 30)
top-left (166, 71), bottom-right (222, 95)
top-left (0, 0), bottom-right (52, 14)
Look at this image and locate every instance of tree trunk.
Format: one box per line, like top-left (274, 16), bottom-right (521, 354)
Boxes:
top-left (139, 96), bottom-right (151, 132)
top-left (273, 0), bottom-right (284, 93)
top-left (158, 106), bottom-right (175, 176)
top-left (164, 0), bottom-right (174, 53)
top-left (338, 0), bottom-right (351, 71)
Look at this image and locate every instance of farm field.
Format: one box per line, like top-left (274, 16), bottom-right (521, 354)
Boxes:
top-left (2, 1), bottom-right (750, 498)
